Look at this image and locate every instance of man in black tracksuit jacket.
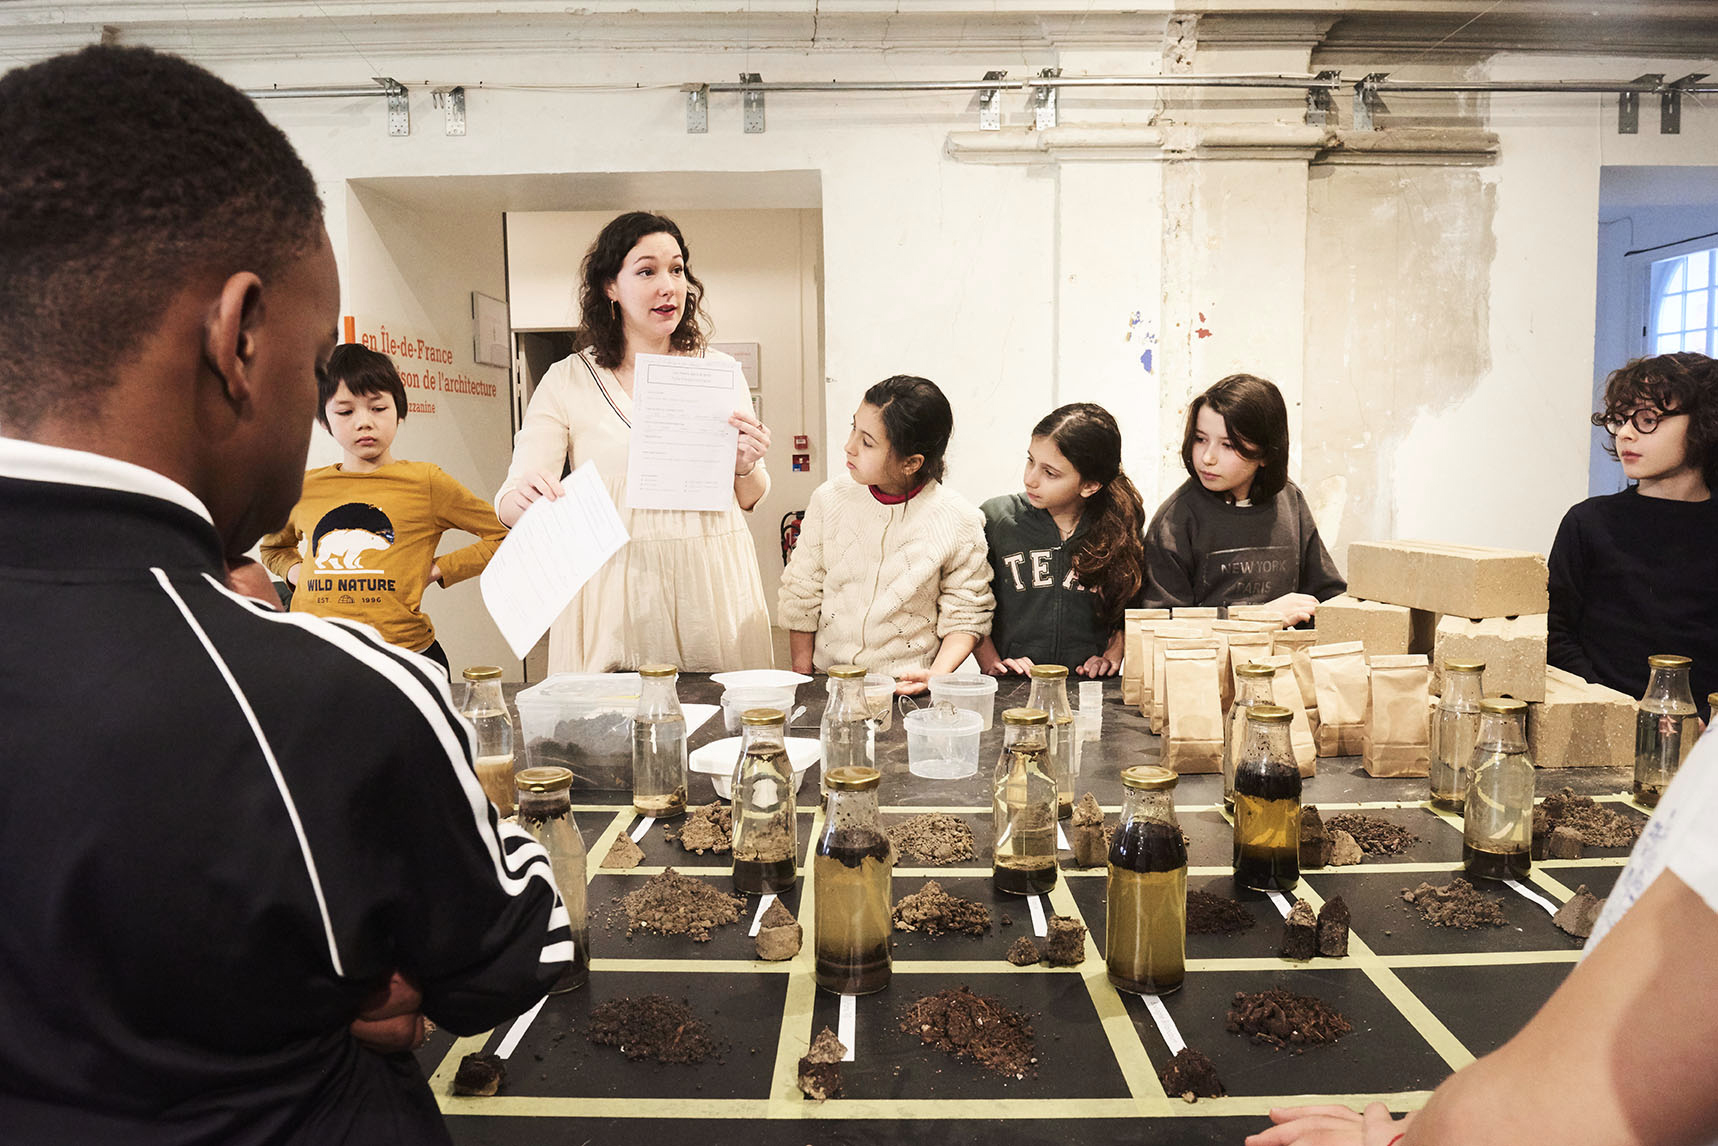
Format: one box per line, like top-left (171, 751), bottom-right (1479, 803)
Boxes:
top-left (0, 47), bottom-right (567, 1144)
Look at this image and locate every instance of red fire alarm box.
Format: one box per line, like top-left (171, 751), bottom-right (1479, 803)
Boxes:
top-left (793, 434), bottom-right (809, 450)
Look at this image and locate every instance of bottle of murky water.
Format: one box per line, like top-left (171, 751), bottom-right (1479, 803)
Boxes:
top-left (515, 765), bottom-right (590, 992)
top-left (1429, 659), bottom-right (1485, 812)
top-left (814, 765), bottom-right (894, 995)
top-left (632, 664), bottom-right (688, 819)
top-left (459, 665), bottom-right (516, 815)
top-left (821, 664), bottom-right (876, 801)
top-left (993, 707), bottom-right (1058, 895)
top-left (1026, 664), bottom-right (1076, 820)
top-left (731, 708), bottom-right (798, 895)
top-left (1232, 704), bottom-right (1300, 891)
top-left (1463, 698), bottom-right (1535, 880)
top-left (1634, 655), bottom-right (1700, 808)
top-left (1224, 663), bottom-right (1277, 813)
top-left (1106, 765), bottom-right (1188, 996)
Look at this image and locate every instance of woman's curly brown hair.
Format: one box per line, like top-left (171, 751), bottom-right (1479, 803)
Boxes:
top-left (575, 211), bottom-right (708, 369)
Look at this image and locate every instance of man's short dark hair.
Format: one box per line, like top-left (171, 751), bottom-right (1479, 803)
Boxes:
top-left (318, 344), bottom-right (409, 429)
top-left (0, 45), bottom-right (325, 430)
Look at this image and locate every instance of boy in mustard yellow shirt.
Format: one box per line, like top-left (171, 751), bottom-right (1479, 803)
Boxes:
top-left (261, 344), bottom-right (507, 671)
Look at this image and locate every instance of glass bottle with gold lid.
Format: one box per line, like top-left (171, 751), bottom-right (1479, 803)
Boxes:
top-left (1430, 659), bottom-right (1485, 812)
top-left (632, 664), bottom-right (688, 819)
top-left (814, 765), bottom-right (894, 995)
top-left (1224, 662), bottom-right (1277, 813)
top-left (1025, 664), bottom-right (1076, 820)
top-left (1463, 697), bottom-right (1534, 881)
top-left (1106, 765), bottom-right (1188, 996)
top-left (821, 664), bottom-right (875, 802)
top-left (993, 707), bottom-right (1058, 895)
top-left (731, 707), bottom-right (798, 895)
top-left (1232, 704), bottom-right (1300, 892)
top-left (459, 665), bottom-right (515, 815)
top-left (515, 765), bottom-right (590, 992)
top-left (1634, 655), bottom-right (1700, 807)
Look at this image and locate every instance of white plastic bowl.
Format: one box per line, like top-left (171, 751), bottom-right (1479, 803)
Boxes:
top-left (689, 736), bottom-right (821, 800)
top-left (710, 669), bottom-right (812, 692)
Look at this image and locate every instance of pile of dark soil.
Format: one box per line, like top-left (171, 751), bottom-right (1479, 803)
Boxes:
top-left (1538, 788), bottom-right (1642, 848)
top-left (1005, 936), bottom-right (1041, 965)
top-left (586, 995), bottom-right (727, 1064)
top-left (1226, 989), bottom-right (1352, 1051)
top-left (612, 867), bottom-right (746, 941)
top-left (797, 1026), bottom-right (846, 1100)
top-left (900, 987), bottom-right (1037, 1080)
top-left (892, 880), bottom-right (992, 936)
top-left (664, 802), bottom-right (732, 854)
top-left (887, 813), bottom-right (977, 864)
top-left (1187, 890), bottom-right (1256, 935)
top-left (1324, 813), bottom-right (1418, 856)
top-left (1401, 878), bottom-right (1508, 929)
top-left (1158, 1047), bottom-right (1226, 1100)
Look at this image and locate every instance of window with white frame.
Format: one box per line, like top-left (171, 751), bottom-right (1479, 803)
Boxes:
top-left (1650, 246), bottom-right (1718, 355)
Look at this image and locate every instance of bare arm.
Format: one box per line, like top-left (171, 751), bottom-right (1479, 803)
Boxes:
top-left (897, 632), bottom-right (980, 695)
top-left (789, 629), bottom-right (816, 675)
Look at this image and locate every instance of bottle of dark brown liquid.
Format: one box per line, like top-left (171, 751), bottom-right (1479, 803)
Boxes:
top-left (1106, 765), bottom-right (1188, 995)
top-left (1462, 697), bottom-right (1534, 881)
top-left (515, 766), bottom-right (590, 992)
top-left (814, 765), bottom-right (894, 995)
top-left (731, 708), bottom-right (798, 895)
top-left (1232, 704), bottom-right (1300, 892)
top-left (992, 707), bottom-right (1058, 895)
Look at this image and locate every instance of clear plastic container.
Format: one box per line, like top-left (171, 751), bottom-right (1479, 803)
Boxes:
top-left (904, 702), bottom-right (984, 779)
top-left (928, 672), bottom-right (1000, 731)
top-left (514, 672), bottom-right (641, 791)
top-left (721, 684), bottom-right (797, 733)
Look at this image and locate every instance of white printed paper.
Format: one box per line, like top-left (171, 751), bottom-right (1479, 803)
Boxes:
top-left (480, 461), bottom-right (628, 659)
top-left (624, 353), bottom-right (743, 511)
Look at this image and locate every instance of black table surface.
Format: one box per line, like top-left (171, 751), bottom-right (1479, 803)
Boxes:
top-left (421, 673), bottom-right (1640, 1145)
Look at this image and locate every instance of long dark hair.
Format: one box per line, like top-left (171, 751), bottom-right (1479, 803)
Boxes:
top-left (1595, 352), bottom-right (1718, 490)
top-left (863, 375), bottom-right (953, 484)
top-left (1181, 373), bottom-right (1290, 502)
top-left (1033, 403), bottom-right (1145, 627)
top-left (575, 211), bottom-right (708, 369)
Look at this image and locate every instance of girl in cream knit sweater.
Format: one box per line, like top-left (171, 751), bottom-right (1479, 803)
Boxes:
top-left (777, 376), bottom-right (994, 694)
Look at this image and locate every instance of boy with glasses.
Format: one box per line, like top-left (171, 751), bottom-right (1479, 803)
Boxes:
top-left (1548, 352), bottom-right (1718, 717)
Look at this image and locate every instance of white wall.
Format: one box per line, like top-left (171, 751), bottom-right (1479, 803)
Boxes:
top-left (505, 206), bottom-right (825, 613)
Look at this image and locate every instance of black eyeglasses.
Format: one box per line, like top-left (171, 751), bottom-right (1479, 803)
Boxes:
top-left (1591, 408), bottom-right (1687, 436)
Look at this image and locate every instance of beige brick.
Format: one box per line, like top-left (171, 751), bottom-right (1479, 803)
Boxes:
top-left (1314, 595), bottom-right (1413, 657)
top-left (1432, 613), bottom-right (1548, 702)
top-left (1347, 540), bottom-right (1549, 619)
top-left (1528, 666), bottom-right (1636, 769)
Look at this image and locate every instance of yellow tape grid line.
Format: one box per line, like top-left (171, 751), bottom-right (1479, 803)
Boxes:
top-left (764, 803), bottom-right (825, 1118)
top-left (436, 1092), bottom-right (1434, 1119)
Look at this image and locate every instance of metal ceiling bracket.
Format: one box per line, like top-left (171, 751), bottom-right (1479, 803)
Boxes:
top-left (1620, 74), bottom-right (1659, 134)
top-left (376, 77), bottom-right (408, 137)
top-left (741, 73), bottom-right (765, 134)
top-left (979, 70), bottom-right (1007, 131)
top-left (1663, 73), bottom-right (1709, 135)
top-left (1353, 73), bottom-right (1388, 132)
top-left (1034, 68), bottom-right (1061, 131)
top-left (433, 86), bottom-right (465, 136)
top-left (1306, 69), bottom-right (1340, 126)
top-left (685, 84), bottom-right (709, 133)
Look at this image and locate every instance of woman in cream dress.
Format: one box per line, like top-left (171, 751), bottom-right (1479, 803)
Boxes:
top-left (497, 211), bottom-right (775, 673)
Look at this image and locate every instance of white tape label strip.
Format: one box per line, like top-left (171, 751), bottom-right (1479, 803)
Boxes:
top-left (629, 816), bottom-right (655, 843)
top-left (1057, 824), bottom-right (1071, 852)
top-left (838, 993), bottom-right (857, 1062)
top-left (1143, 993), bottom-right (1187, 1056)
top-left (1027, 893), bottom-right (1048, 936)
top-left (493, 994), bottom-right (547, 1060)
top-left (748, 893), bottom-right (778, 937)
top-left (1266, 890), bottom-right (1294, 918)
top-left (1505, 879), bottom-right (1560, 916)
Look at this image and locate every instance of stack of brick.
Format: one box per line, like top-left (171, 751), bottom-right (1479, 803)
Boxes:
top-left (1528, 666), bottom-right (1636, 768)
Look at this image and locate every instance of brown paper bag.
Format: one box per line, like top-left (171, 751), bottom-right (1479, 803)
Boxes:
top-left (1149, 625), bottom-right (1203, 731)
top-left (1162, 647), bottom-right (1224, 774)
top-left (1228, 604), bottom-right (1290, 628)
top-left (1364, 654), bottom-right (1432, 777)
top-left (1226, 630), bottom-right (1278, 698)
top-left (1258, 654), bottom-right (1317, 776)
top-left (1307, 642), bottom-right (1370, 757)
top-left (1273, 629), bottom-right (1320, 712)
top-left (1121, 608), bottom-right (1171, 707)
top-left (1170, 606), bottom-right (1219, 638)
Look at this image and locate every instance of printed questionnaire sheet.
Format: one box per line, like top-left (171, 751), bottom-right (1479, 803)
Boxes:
top-left (624, 353), bottom-right (744, 512)
top-left (480, 461), bottom-right (629, 659)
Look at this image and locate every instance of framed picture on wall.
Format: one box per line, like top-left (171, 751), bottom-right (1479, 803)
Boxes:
top-left (711, 341), bottom-right (761, 389)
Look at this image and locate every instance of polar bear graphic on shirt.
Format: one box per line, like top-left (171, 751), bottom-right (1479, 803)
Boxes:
top-left (310, 503), bottom-right (395, 572)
